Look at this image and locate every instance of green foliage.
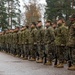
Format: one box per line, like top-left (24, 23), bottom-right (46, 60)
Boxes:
top-left (45, 0), bottom-right (75, 21)
top-left (0, 0), bottom-right (21, 31)
top-left (0, 0), bottom-right (8, 31)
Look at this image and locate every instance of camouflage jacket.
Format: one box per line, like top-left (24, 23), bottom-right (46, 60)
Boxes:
top-left (44, 26), bottom-right (55, 44)
top-left (29, 28), bottom-right (37, 44)
top-left (55, 24), bottom-right (68, 46)
top-left (67, 23), bottom-right (75, 47)
top-left (36, 27), bottom-right (45, 44)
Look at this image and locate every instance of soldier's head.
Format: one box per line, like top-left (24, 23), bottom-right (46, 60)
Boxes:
top-left (45, 20), bottom-right (52, 27)
top-left (57, 19), bottom-right (64, 26)
top-left (37, 21), bottom-right (42, 27)
top-left (31, 22), bottom-right (36, 28)
top-left (14, 27), bottom-right (19, 32)
top-left (20, 26), bottom-right (26, 31)
top-left (6, 29), bottom-right (10, 34)
top-left (25, 25), bottom-right (29, 29)
top-left (9, 29), bottom-right (14, 33)
top-left (52, 22), bottom-right (57, 29)
top-left (70, 14), bottom-right (75, 23)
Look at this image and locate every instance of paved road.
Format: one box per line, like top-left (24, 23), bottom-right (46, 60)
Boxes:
top-left (0, 52), bottom-right (75, 75)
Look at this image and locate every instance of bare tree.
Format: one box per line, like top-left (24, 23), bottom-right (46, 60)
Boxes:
top-left (24, 0), bottom-right (41, 26)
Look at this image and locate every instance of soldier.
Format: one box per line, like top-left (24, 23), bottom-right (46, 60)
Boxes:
top-left (44, 21), bottom-right (55, 65)
top-left (17, 27), bottom-right (23, 57)
top-left (9, 29), bottom-right (14, 54)
top-left (23, 25), bottom-right (30, 60)
top-left (36, 21), bottom-right (45, 63)
top-left (0, 32), bottom-right (2, 51)
top-left (5, 29), bottom-right (10, 53)
top-left (8, 29), bottom-right (14, 54)
top-left (0, 32), bottom-right (2, 50)
top-left (4, 30), bottom-right (9, 52)
top-left (67, 14), bottom-right (75, 70)
top-left (52, 22), bottom-right (57, 30)
top-left (12, 27), bottom-right (19, 56)
top-left (29, 22), bottom-right (37, 61)
top-left (18, 26), bottom-right (26, 58)
top-left (54, 19), bottom-right (68, 68)
top-left (0, 31), bottom-right (4, 51)
top-left (52, 22), bottom-right (57, 59)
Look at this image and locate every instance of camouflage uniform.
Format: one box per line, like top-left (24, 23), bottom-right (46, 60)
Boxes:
top-left (55, 23), bottom-right (68, 68)
top-left (5, 32), bottom-right (9, 53)
top-left (1, 32), bottom-right (4, 50)
top-left (4, 32), bottom-right (7, 52)
top-left (29, 27), bottom-right (37, 60)
top-left (36, 26), bottom-right (45, 63)
top-left (0, 33), bottom-right (2, 50)
top-left (67, 22), bottom-right (75, 70)
top-left (18, 28), bottom-right (26, 58)
top-left (17, 30), bottom-right (23, 57)
top-left (10, 30), bottom-right (14, 54)
top-left (0, 33), bottom-right (3, 51)
top-left (23, 27), bottom-right (30, 59)
top-left (44, 26), bottom-right (55, 65)
top-left (12, 30), bottom-right (18, 56)
top-left (8, 32), bottom-right (13, 53)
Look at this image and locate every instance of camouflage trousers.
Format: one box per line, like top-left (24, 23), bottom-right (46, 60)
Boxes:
top-left (2, 43), bottom-right (6, 51)
top-left (37, 43), bottom-right (45, 59)
top-left (45, 43), bottom-right (54, 61)
top-left (0, 43), bottom-right (1, 50)
top-left (20, 44), bottom-right (24, 57)
top-left (12, 44), bottom-right (17, 55)
top-left (6, 44), bottom-right (9, 52)
top-left (16, 44), bottom-right (22, 57)
top-left (68, 47), bottom-right (75, 65)
top-left (23, 44), bottom-right (29, 58)
top-left (29, 44), bottom-right (37, 58)
top-left (56, 46), bottom-right (65, 63)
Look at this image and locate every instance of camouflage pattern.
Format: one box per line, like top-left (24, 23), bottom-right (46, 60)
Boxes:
top-left (36, 26), bottom-right (45, 60)
top-left (12, 30), bottom-right (18, 55)
top-left (17, 30), bottom-right (23, 57)
top-left (67, 23), bottom-right (75, 65)
top-left (0, 19), bottom-right (75, 70)
top-left (29, 27), bottom-right (37, 59)
top-left (23, 27), bottom-right (30, 59)
top-left (44, 26), bottom-right (55, 63)
top-left (55, 23), bottom-right (68, 65)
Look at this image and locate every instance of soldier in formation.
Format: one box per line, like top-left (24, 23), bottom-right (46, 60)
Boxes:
top-left (44, 21), bottom-right (55, 65)
top-left (0, 14), bottom-right (75, 71)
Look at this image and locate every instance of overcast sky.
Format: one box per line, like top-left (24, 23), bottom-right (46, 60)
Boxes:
top-left (19, 0), bottom-right (46, 12)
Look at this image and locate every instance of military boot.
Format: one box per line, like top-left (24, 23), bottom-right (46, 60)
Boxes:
top-left (36, 58), bottom-right (43, 63)
top-left (68, 65), bottom-right (75, 70)
top-left (29, 57), bottom-right (36, 61)
top-left (45, 61), bottom-right (52, 65)
top-left (21, 55), bottom-right (23, 58)
top-left (23, 56), bottom-right (28, 60)
top-left (16, 54), bottom-right (19, 57)
top-left (56, 63), bottom-right (64, 68)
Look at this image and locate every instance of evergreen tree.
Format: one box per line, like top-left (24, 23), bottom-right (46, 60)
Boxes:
top-left (0, 0), bottom-right (8, 31)
top-left (6, 0), bottom-right (21, 28)
top-left (45, 0), bottom-right (75, 21)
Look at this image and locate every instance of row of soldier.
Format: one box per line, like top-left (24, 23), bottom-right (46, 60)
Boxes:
top-left (0, 14), bottom-right (75, 70)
